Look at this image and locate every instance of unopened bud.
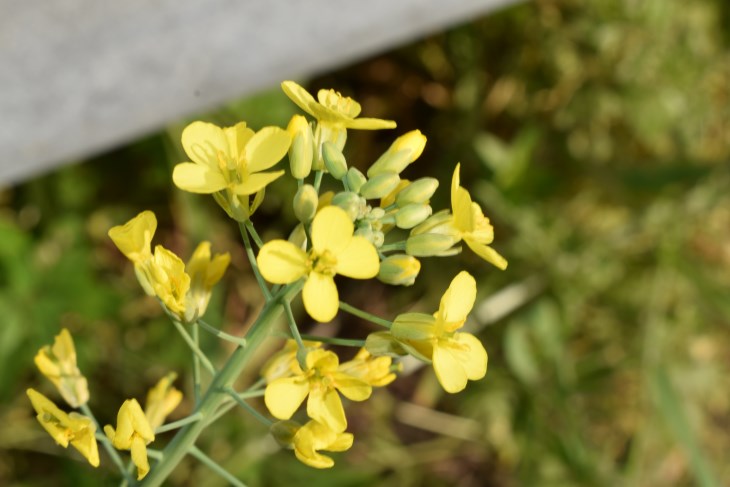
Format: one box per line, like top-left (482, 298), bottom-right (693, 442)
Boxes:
top-left (359, 173), bottom-right (400, 200)
top-left (345, 167), bottom-right (367, 193)
top-left (368, 130), bottom-right (427, 177)
top-left (396, 178), bottom-right (439, 206)
top-left (395, 204), bottom-right (432, 229)
top-left (293, 184), bottom-right (318, 223)
top-left (410, 210), bottom-right (455, 236)
top-left (331, 192), bottom-right (363, 221)
top-left (287, 115), bottom-right (313, 179)
top-left (405, 233), bottom-right (460, 257)
top-left (378, 254), bottom-right (421, 286)
top-left (365, 331), bottom-right (408, 357)
top-left (322, 141), bottom-right (348, 179)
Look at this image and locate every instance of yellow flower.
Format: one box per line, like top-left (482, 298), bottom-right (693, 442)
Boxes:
top-left (108, 211), bottom-right (157, 295)
top-left (144, 373), bottom-right (183, 431)
top-left (104, 399), bottom-right (155, 480)
top-left (391, 271), bottom-right (488, 393)
top-left (261, 340), bottom-right (321, 383)
top-left (264, 349), bottom-right (371, 433)
top-left (147, 245), bottom-right (190, 316)
top-left (257, 206), bottom-right (379, 322)
top-left (172, 121), bottom-right (291, 221)
top-left (282, 81), bottom-right (396, 131)
top-left (293, 420), bottom-right (354, 469)
top-left (184, 242), bottom-right (231, 322)
top-left (338, 348), bottom-right (397, 387)
top-left (34, 328), bottom-right (89, 408)
top-left (26, 389), bottom-right (99, 467)
top-left (451, 164), bottom-right (508, 270)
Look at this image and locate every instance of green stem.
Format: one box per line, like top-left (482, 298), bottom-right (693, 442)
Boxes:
top-left (238, 222), bottom-right (272, 301)
top-left (192, 322), bottom-right (201, 403)
top-left (244, 220), bottom-right (265, 249)
top-left (155, 413), bottom-right (203, 434)
top-left (299, 334), bottom-right (366, 347)
top-left (209, 389), bottom-right (266, 424)
top-left (313, 170), bottom-right (323, 192)
top-left (379, 241), bottom-right (406, 252)
top-left (222, 387), bottom-right (273, 426)
top-left (81, 404), bottom-right (134, 485)
top-left (189, 446), bottom-right (247, 487)
top-left (339, 301), bottom-right (392, 329)
top-left (283, 300), bottom-right (307, 368)
top-left (172, 320), bottom-right (216, 375)
top-left (141, 282), bottom-right (302, 487)
top-left (197, 319), bottom-right (247, 347)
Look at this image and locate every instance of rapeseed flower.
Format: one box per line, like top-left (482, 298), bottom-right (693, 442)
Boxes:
top-left (34, 328), bottom-right (89, 408)
top-left (257, 206), bottom-right (379, 322)
top-left (104, 399), bottom-right (155, 480)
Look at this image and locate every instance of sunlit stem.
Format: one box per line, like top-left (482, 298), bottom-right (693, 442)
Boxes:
top-left (190, 446), bottom-right (247, 487)
top-left (298, 334), bottom-right (366, 348)
top-left (192, 322), bottom-right (201, 403)
top-left (154, 413), bottom-right (204, 434)
top-left (210, 388), bottom-right (266, 424)
top-left (141, 282), bottom-right (302, 487)
top-left (222, 387), bottom-right (272, 427)
top-left (238, 222), bottom-right (272, 301)
top-left (339, 301), bottom-right (392, 329)
top-left (313, 170), bottom-right (324, 192)
top-left (197, 319), bottom-right (247, 347)
top-left (81, 404), bottom-right (133, 485)
top-left (244, 220), bottom-right (264, 249)
top-left (171, 320), bottom-right (216, 375)
top-left (283, 300), bottom-right (308, 368)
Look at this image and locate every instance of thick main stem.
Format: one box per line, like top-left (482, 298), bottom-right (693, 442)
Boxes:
top-left (141, 283), bottom-right (299, 486)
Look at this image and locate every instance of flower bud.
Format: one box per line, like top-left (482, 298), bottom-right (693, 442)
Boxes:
top-left (410, 210), bottom-right (455, 236)
top-left (405, 233), bottom-right (460, 257)
top-left (378, 254), bottom-right (421, 286)
top-left (287, 115), bottom-right (313, 179)
top-left (270, 420), bottom-right (301, 449)
top-left (331, 192), bottom-right (363, 221)
top-left (365, 332), bottom-right (408, 357)
top-left (345, 167), bottom-right (367, 193)
top-left (396, 178), bottom-right (439, 206)
top-left (395, 204), bottom-right (432, 229)
top-left (322, 141), bottom-right (348, 179)
top-left (293, 184), bottom-right (318, 223)
top-left (359, 173), bottom-right (400, 200)
top-left (367, 130), bottom-right (427, 177)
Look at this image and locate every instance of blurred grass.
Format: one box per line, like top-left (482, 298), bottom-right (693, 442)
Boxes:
top-left (1, 0), bottom-right (729, 485)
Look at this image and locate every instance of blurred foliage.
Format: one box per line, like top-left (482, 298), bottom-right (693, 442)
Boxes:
top-left (1, 0), bottom-right (729, 485)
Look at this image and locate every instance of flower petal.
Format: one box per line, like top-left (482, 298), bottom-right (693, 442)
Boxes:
top-left (130, 436), bottom-right (150, 480)
top-left (311, 206), bottom-right (353, 255)
top-left (172, 163), bottom-right (227, 194)
top-left (453, 332), bottom-right (488, 380)
top-left (345, 117), bottom-right (397, 130)
top-left (108, 211), bottom-right (157, 264)
top-left (223, 122), bottom-right (255, 157)
top-left (303, 272), bottom-right (339, 323)
top-left (465, 238), bottom-right (508, 270)
top-left (232, 170), bottom-right (285, 195)
top-left (181, 121), bottom-right (228, 167)
top-left (282, 81), bottom-right (318, 118)
top-left (335, 236), bottom-right (379, 279)
top-left (450, 164), bottom-right (473, 233)
top-left (432, 342), bottom-right (469, 393)
top-left (257, 240), bottom-right (308, 284)
top-left (439, 271), bottom-right (476, 325)
top-left (332, 373), bottom-right (372, 401)
top-left (245, 127), bottom-right (291, 173)
top-left (308, 387), bottom-right (347, 433)
top-left (265, 377), bottom-right (309, 419)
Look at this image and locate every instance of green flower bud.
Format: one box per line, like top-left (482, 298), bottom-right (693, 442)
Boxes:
top-left (288, 223), bottom-right (308, 249)
top-left (359, 173), bottom-right (401, 200)
top-left (322, 141), bottom-right (348, 179)
top-left (396, 178), bottom-right (439, 206)
top-left (293, 184), bottom-right (318, 223)
top-left (378, 254), bottom-right (421, 286)
top-left (395, 204), bottom-right (432, 229)
top-left (391, 312), bottom-right (436, 341)
top-left (410, 209), bottom-right (455, 236)
top-left (367, 130), bottom-right (427, 177)
top-left (345, 167), bottom-right (367, 193)
top-left (270, 420), bottom-right (300, 449)
top-left (331, 191), bottom-right (363, 221)
top-left (365, 331), bottom-right (408, 357)
top-left (405, 233), bottom-right (460, 257)
top-left (287, 115), bottom-right (313, 179)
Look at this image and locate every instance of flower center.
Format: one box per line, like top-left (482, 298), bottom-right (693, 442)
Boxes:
top-left (309, 249), bottom-right (337, 276)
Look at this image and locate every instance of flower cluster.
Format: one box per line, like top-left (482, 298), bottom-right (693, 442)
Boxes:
top-left (28, 329), bottom-right (181, 480)
top-left (30, 80), bottom-right (508, 481)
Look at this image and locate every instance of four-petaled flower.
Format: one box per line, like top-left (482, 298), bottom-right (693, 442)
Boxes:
top-left (338, 348), bottom-right (397, 387)
top-left (27, 389), bottom-right (99, 467)
top-left (34, 328), bottom-right (89, 408)
top-left (257, 206), bottom-right (379, 322)
top-left (391, 271), bottom-right (488, 393)
top-left (173, 121), bottom-right (291, 221)
top-left (451, 164), bottom-right (508, 270)
top-left (144, 373), bottom-right (183, 431)
top-left (264, 348), bottom-right (372, 433)
top-left (104, 399), bottom-right (155, 480)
